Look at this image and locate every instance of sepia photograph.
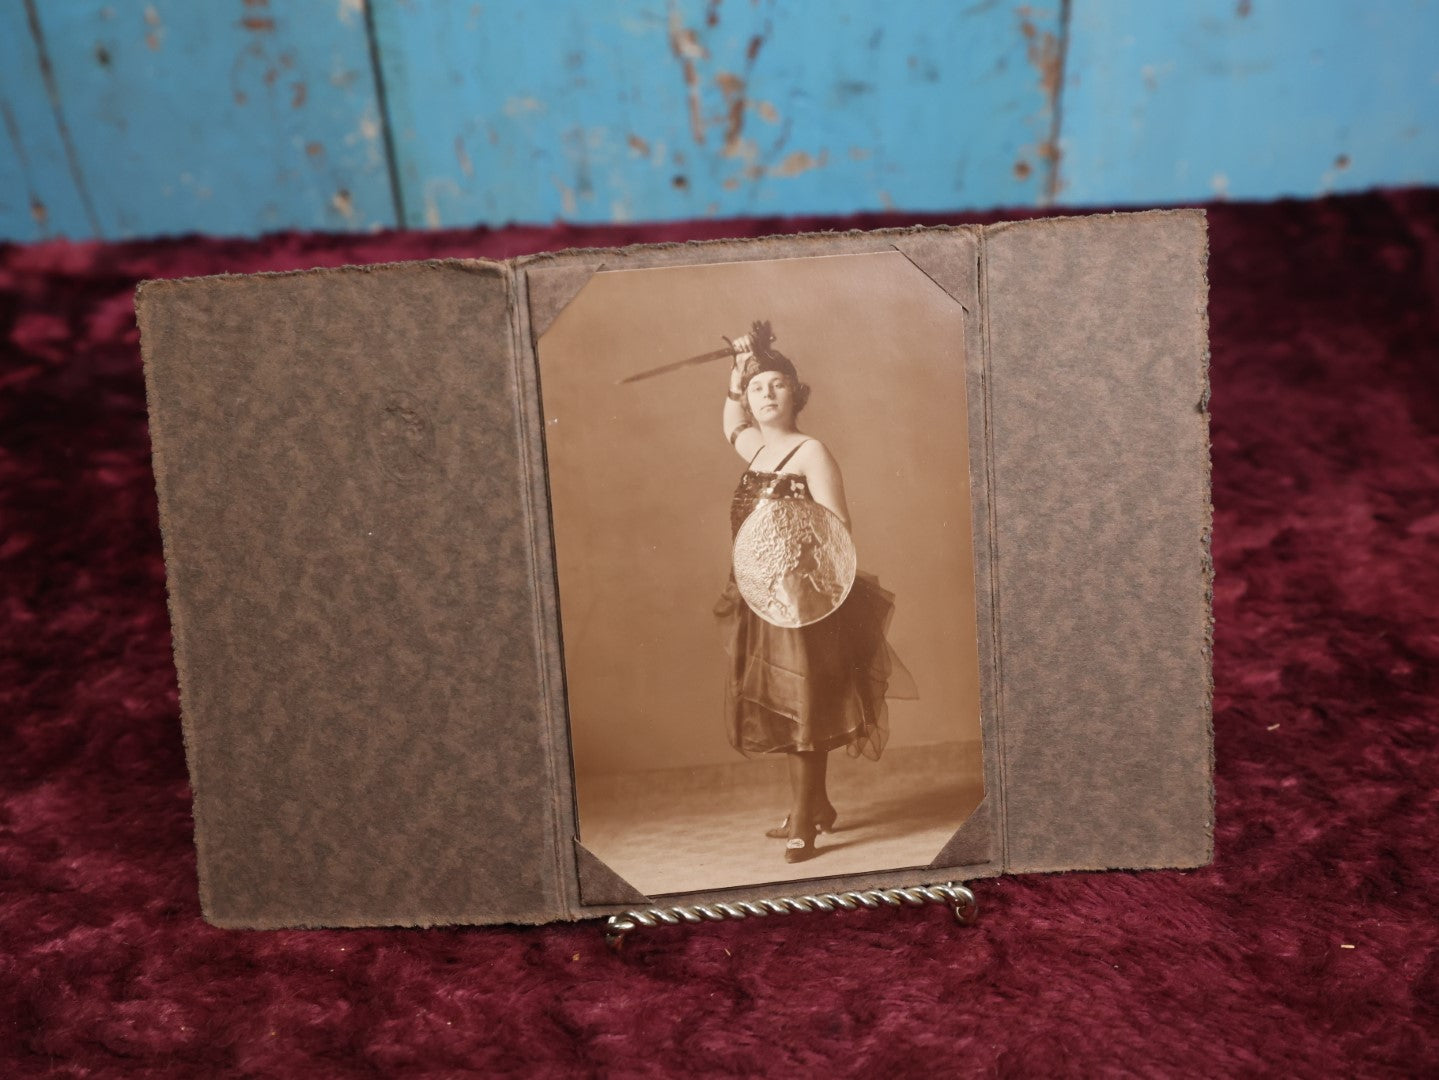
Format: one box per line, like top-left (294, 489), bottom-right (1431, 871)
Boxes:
top-left (538, 251), bottom-right (984, 896)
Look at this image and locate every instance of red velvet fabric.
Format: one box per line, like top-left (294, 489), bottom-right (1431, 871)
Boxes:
top-left (2, 193), bottom-right (1436, 1077)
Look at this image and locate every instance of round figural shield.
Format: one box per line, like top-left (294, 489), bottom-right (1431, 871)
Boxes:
top-left (732, 499), bottom-right (857, 627)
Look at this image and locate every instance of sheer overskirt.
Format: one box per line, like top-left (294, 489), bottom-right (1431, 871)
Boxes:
top-left (715, 570), bottom-right (918, 759)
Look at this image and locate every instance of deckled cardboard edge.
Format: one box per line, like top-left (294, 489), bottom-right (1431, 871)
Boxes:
top-left (135, 281), bottom-right (219, 925)
top-left (1200, 213), bottom-right (1217, 864)
top-left (133, 256), bottom-right (505, 290)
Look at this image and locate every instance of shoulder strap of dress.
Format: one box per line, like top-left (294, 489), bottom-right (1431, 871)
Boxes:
top-left (747, 442), bottom-right (766, 467)
top-left (773, 439), bottom-right (812, 472)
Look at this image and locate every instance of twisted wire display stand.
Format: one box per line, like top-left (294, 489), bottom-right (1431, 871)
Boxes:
top-left (604, 881), bottom-right (977, 949)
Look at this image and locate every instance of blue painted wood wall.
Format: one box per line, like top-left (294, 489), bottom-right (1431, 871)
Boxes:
top-left (2, 0), bottom-right (1436, 242)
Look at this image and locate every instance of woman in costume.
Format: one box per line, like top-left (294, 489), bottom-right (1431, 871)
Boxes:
top-left (716, 324), bottom-right (916, 863)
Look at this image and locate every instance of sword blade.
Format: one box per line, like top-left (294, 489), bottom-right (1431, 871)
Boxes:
top-left (616, 346), bottom-right (733, 384)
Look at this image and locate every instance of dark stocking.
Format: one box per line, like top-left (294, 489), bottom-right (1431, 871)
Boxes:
top-left (786, 749), bottom-right (834, 836)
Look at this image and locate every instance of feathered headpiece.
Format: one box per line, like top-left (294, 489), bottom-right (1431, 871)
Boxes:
top-left (737, 320), bottom-right (800, 389)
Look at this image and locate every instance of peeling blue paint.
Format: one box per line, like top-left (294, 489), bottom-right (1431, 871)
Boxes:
top-left (1, 1), bottom-right (1437, 240)
top-left (1056, 0), bottom-right (1439, 205)
top-left (6, 1), bottom-right (395, 240)
top-left (369, 0), bottom-right (1058, 227)
top-left (0, 5), bottom-right (96, 241)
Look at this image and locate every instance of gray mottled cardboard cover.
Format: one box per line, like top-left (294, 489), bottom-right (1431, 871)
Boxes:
top-left (136, 210), bottom-right (1212, 928)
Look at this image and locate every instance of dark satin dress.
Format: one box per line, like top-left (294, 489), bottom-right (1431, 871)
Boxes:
top-left (715, 441), bottom-right (917, 758)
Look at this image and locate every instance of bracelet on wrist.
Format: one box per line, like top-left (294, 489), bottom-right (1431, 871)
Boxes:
top-left (726, 388), bottom-right (743, 402)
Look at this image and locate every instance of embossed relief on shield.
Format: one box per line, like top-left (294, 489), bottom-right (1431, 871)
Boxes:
top-left (535, 252), bottom-right (985, 898)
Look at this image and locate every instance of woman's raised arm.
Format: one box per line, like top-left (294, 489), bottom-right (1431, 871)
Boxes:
top-left (721, 335), bottom-right (763, 461)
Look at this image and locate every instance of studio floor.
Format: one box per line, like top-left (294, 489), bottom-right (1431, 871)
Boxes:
top-left (576, 740), bottom-right (984, 896)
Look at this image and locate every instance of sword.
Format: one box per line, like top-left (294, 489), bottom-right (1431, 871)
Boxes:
top-left (616, 320), bottom-right (775, 385)
top-left (616, 344), bottom-right (734, 384)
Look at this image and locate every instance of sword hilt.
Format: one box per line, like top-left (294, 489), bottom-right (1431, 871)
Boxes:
top-left (615, 320), bottom-right (776, 385)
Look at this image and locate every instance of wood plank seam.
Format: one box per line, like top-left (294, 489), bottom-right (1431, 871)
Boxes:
top-left (20, 0), bottom-right (100, 236)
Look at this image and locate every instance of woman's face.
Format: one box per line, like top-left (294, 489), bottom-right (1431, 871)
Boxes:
top-left (746, 371), bottom-right (795, 425)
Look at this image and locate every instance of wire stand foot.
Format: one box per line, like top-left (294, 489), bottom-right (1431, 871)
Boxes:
top-left (604, 882), bottom-right (978, 951)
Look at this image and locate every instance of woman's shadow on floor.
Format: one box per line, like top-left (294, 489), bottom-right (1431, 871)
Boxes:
top-left (809, 781), bottom-right (983, 858)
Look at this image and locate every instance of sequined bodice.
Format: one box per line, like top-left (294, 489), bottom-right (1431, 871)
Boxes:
top-left (730, 470), bottom-right (812, 538)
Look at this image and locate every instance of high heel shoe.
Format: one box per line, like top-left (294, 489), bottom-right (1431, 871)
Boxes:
top-left (765, 804), bottom-right (838, 839)
top-left (784, 822), bottom-right (819, 864)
